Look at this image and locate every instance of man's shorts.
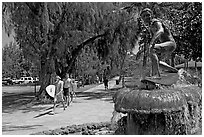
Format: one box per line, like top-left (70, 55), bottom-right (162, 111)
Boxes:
top-left (54, 93), bottom-right (64, 103)
top-left (63, 88), bottom-right (70, 96)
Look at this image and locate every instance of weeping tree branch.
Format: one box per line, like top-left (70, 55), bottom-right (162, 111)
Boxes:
top-left (26, 2), bottom-right (66, 56)
top-left (64, 32), bottom-right (108, 74)
top-left (51, 5), bottom-right (67, 44)
top-left (25, 2), bottom-right (42, 17)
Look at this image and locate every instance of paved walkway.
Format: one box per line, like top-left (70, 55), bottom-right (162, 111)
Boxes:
top-left (2, 77), bottom-right (120, 135)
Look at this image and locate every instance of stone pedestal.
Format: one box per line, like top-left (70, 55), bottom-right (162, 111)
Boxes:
top-left (113, 86), bottom-right (201, 135)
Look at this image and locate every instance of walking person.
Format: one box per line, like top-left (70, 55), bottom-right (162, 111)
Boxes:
top-left (50, 75), bottom-right (66, 115)
top-left (103, 76), bottom-right (108, 90)
top-left (63, 73), bottom-right (72, 107)
top-left (103, 67), bottom-right (110, 90)
top-left (96, 75), bottom-right (100, 84)
top-left (70, 78), bottom-right (77, 103)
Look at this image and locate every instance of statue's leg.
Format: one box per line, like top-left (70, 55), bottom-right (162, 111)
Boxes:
top-left (149, 48), bottom-right (160, 77)
top-left (154, 41), bottom-right (177, 73)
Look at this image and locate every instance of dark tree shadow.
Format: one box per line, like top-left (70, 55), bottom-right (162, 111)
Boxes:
top-left (76, 86), bottom-right (123, 102)
top-left (33, 104), bottom-right (63, 118)
top-left (2, 91), bottom-right (51, 114)
top-left (3, 92), bottom-right (34, 112)
top-left (34, 110), bottom-right (53, 118)
top-left (2, 124), bottom-right (43, 132)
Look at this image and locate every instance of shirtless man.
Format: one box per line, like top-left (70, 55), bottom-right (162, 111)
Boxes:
top-left (63, 73), bottom-right (72, 107)
top-left (140, 8), bottom-right (178, 78)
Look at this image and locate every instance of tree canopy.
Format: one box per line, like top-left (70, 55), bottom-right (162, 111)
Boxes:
top-left (2, 42), bottom-right (38, 78)
top-left (2, 2), bottom-right (202, 98)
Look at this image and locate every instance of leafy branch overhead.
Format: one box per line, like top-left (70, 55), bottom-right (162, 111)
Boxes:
top-left (2, 2), bottom-right (201, 98)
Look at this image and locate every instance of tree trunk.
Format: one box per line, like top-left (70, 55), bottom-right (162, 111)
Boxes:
top-left (68, 33), bottom-right (107, 70)
top-left (36, 55), bottom-right (56, 100)
top-left (171, 53), bottom-right (175, 67)
top-left (195, 61), bottom-right (198, 76)
top-left (184, 59), bottom-right (188, 71)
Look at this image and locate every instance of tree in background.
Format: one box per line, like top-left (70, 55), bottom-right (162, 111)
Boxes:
top-left (2, 2), bottom-right (201, 100)
top-left (2, 42), bottom-right (39, 79)
top-left (75, 46), bottom-right (101, 84)
top-left (2, 42), bottom-right (23, 78)
top-left (2, 2), bottom-right (125, 99)
top-left (173, 2), bottom-right (202, 62)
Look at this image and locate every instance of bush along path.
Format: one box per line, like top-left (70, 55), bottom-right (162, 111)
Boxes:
top-left (32, 122), bottom-right (114, 135)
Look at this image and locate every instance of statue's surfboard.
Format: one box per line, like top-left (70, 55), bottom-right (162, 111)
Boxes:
top-left (141, 73), bottom-right (179, 86)
top-left (46, 85), bottom-right (55, 98)
top-left (159, 61), bottom-right (178, 73)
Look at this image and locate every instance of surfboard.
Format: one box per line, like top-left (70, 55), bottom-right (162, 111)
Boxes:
top-left (46, 85), bottom-right (55, 98)
top-left (159, 61), bottom-right (178, 73)
top-left (141, 72), bottom-right (179, 86)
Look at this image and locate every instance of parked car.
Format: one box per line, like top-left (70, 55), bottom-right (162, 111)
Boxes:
top-left (33, 77), bottom-right (40, 84)
top-left (2, 78), bottom-right (13, 85)
top-left (12, 77), bottom-right (34, 84)
top-left (33, 77), bottom-right (39, 82)
top-left (12, 78), bottom-right (22, 84)
top-left (21, 77), bottom-right (34, 84)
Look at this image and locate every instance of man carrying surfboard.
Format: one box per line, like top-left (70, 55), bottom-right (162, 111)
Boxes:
top-left (140, 8), bottom-right (178, 79)
top-left (51, 75), bottom-right (66, 115)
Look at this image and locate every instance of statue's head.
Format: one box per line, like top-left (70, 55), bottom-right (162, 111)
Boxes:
top-left (140, 8), bottom-right (153, 24)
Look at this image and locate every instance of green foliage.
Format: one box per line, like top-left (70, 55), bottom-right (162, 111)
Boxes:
top-left (20, 59), bottom-right (32, 75)
top-left (180, 3), bottom-right (202, 61)
top-left (2, 2), bottom-right (201, 85)
top-left (75, 46), bottom-right (100, 77)
top-left (2, 42), bottom-right (22, 78)
top-left (150, 2), bottom-right (202, 61)
top-left (2, 42), bottom-right (37, 78)
top-left (98, 5), bottom-right (140, 73)
top-left (2, 42), bottom-right (40, 78)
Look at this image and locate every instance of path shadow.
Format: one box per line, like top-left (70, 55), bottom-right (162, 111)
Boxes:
top-left (2, 92), bottom-right (36, 113)
top-left (2, 91), bottom-right (52, 114)
top-left (76, 86), bottom-right (123, 102)
top-left (2, 124), bottom-right (43, 132)
top-left (33, 104), bottom-right (64, 118)
top-left (34, 110), bottom-right (53, 118)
